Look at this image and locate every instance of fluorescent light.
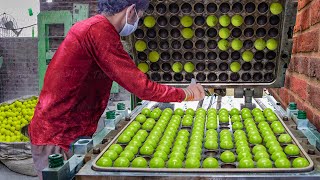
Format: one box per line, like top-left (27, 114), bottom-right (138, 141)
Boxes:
top-left (47, 0), bottom-right (53, 2)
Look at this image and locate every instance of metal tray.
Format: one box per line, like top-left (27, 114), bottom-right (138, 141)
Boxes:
top-left (92, 105), bottom-right (314, 173)
top-left (126, 0), bottom-right (297, 88)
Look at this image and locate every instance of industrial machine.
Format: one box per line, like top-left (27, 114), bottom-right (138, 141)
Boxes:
top-left (40, 0), bottom-right (320, 179)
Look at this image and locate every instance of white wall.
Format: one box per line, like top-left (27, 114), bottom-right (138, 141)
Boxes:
top-left (0, 0), bottom-right (39, 37)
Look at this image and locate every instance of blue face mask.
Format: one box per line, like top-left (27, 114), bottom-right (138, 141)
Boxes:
top-left (119, 8), bottom-right (139, 36)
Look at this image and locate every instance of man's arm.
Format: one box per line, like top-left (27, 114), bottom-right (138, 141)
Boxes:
top-left (86, 25), bottom-right (186, 102)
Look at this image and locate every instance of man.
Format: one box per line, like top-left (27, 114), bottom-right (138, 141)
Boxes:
top-left (28, 0), bottom-right (205, 178)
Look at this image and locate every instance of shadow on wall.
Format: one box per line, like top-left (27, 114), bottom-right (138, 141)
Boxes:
top-left (0, 37), bottom-right (39, 102)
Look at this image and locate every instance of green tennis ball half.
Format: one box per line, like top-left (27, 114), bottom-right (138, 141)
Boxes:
top-left (143, 16), bottom-right (156, 28)
top-left (206, 15), bottom-right (218, 27)
top-left (135, 40), bottom-right (147, 52)
top-left (138, 63), bottom-right (149, 73)
top-left (184, 62), bottom-right (195, 73)
top-left (182, 28), bottom-right (194, 39)
top-left (266, 39), bottom-right (278, 50)
top-left (219, 28), bottom-right (231, 39)
top-left (231, 38), bottom-right (243, 51)
top-left (230, 62), bottom-right (241, 73)
top-left (242, 51), bottom-right (254, 62)
top-left (172, 62), bottom-right (183, 73)
top-left (181, 16), bottom-right (193, 27)
top-left (219, 15), bottom-right (231, 27)
top-left (270, 3), bottom-right (283, 15)
top-left (231, 15), bottom-right (244, 27)
top-left (148, 51), bottom-right (160, 62)
top-left (218, 39), bottom-right (229, 51)
top-left (254, 39), bottom-right (266, 50)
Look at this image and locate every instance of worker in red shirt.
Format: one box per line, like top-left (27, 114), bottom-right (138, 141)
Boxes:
top-left (27, 0), bottom-right (205, 178)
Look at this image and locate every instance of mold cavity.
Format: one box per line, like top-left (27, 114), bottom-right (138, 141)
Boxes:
top-left (256, 28), bottom-right (266, 37)
top-left (169, 3), bottom-right (179, 14)
top-left (253, 73), bottom-right (263, 81)
top-left (208, 40), bottom-right (217, 49)
top-left (232, 2), bottom-right (243, 13)
top-left (181, 3), bottom-right (192, 13)
top-left (242, 73), bottom-right (251, 81)
top-left (194, 3), bottom-right (205, 13)
top-left (219, 62), bottom-right (229, 71)
top-left (207, 3), bottom-right (218, 13)
top-left (163, 73), bottom-right (172, 81)
top-left (174, 73), bottom-right (183, 81)
top-left (196, 73), bottom-right (206, 81)
top-left (208, 52), bottom-right (217, 60)
top-left (242, 62), bottom-right (252, 71)
top-left (185, 73), bottom-right (195, 81)
top-left (208, 63), bottom-right (217, 71)
top-left (208, 73), bottom-right (217, 81)
top-left (156, 3), bottom-right (167, 14)
top-left (147, 29), bottom-right (156, 39)
top-left (244, 15), bottom-right (255, 25)
top-left (160, 52), bottom-right (170, 61)
top-left (258, 2), bottom-right (268, 13)
top-left (184, 52), bottom-right (194, 60)
top-left (245, 2), bottom-right (256, 13)
top-left (207, 28), bottom-right (218, 38)
top-left (219, 73), bottom-right (229, 81)
top-left (232, 28), bottom-right (242, 38)
top-left (183, 40), bottom-right (193, 50)
top-left (170, 16), bottom-right (180, 27)
top-left (196, 52), bottom-right (205, 60)
top-left (220, 3), bottom-right (230, 13)
top-left (151, 73), bottom-right (161, 81)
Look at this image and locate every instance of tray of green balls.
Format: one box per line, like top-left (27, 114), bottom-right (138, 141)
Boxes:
top-left (92, 107), bottom-right (313, 172)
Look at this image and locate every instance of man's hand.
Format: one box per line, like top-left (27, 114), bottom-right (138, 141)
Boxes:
top-left (183, 79), bottom-right (205, 101)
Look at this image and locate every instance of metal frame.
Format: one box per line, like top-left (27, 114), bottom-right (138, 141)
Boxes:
top-left (38, 11), bottom-right (72, 90)
top-left (127, 0), bottom-right (298, 88)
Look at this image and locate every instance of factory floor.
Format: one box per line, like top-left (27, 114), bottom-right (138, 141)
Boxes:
top-left (0, 163), bottom-right (37, 180)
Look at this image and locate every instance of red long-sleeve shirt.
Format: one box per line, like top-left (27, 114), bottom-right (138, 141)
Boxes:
top-left (29, 15), bottom-right (185, 151)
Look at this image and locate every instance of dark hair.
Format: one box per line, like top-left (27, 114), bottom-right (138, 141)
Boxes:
top-left (99, 0), bottom-right (149, 15)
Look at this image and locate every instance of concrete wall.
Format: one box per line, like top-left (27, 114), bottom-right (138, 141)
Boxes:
top-left (269, 0), bottom-right (320, 130)
top-left (0, 38), bottom-right (39, 102)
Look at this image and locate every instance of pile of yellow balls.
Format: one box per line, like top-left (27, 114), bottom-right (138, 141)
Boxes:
top-left (0, 96), bottom-right (38, 143)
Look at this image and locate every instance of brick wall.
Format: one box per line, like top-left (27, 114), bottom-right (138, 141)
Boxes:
top-left (0, 38), bottom-right (39, 102)
top-left (40, 0), bottom-right (98, 17)
top-left (269, 0), bottom-right (320, 130)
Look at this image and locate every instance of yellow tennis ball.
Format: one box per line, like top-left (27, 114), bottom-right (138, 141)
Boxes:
top-left (206, 15), bottom-right (218, 27)
top-left (182, 28), bottom-right (194, 39)
top-left (242, 51), bottom-right (254, 62)
top-left (254, 39), bottom-right (266, 50)
top-left (266, 39), bottom-right (278, 50)
top-left (184, 62), bottom-right (195, 73)
top-left (230, 62), bottom-right (241, 73)
top-left (219, 15), bottom-right (231, 27)
top-left (172, 62), bottom-right (183, 73)
top-left (135, 40), bottom-right (147, 52)
top-left (270, 3), bottom-right (283, 15)
top-left (231, 15), bottom-right (244, 27)
top-left (218, 39), bottom-right (229, 51)
top-left (181, 16), bottom-right (193, 27)
top-left (137, 63), bottom-right (149, 73)
top-left (231, 38), bottom-right (243, 51)
top-left (148, 51), bottom-right (160, 62)
top-left (219, 28), bottom-right (231, 39)
top-left (144, 16), bottom-right (156, 28)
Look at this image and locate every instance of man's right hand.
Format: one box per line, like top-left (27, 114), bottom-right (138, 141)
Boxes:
top-left (183, 79), bottom-right (205, 101)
